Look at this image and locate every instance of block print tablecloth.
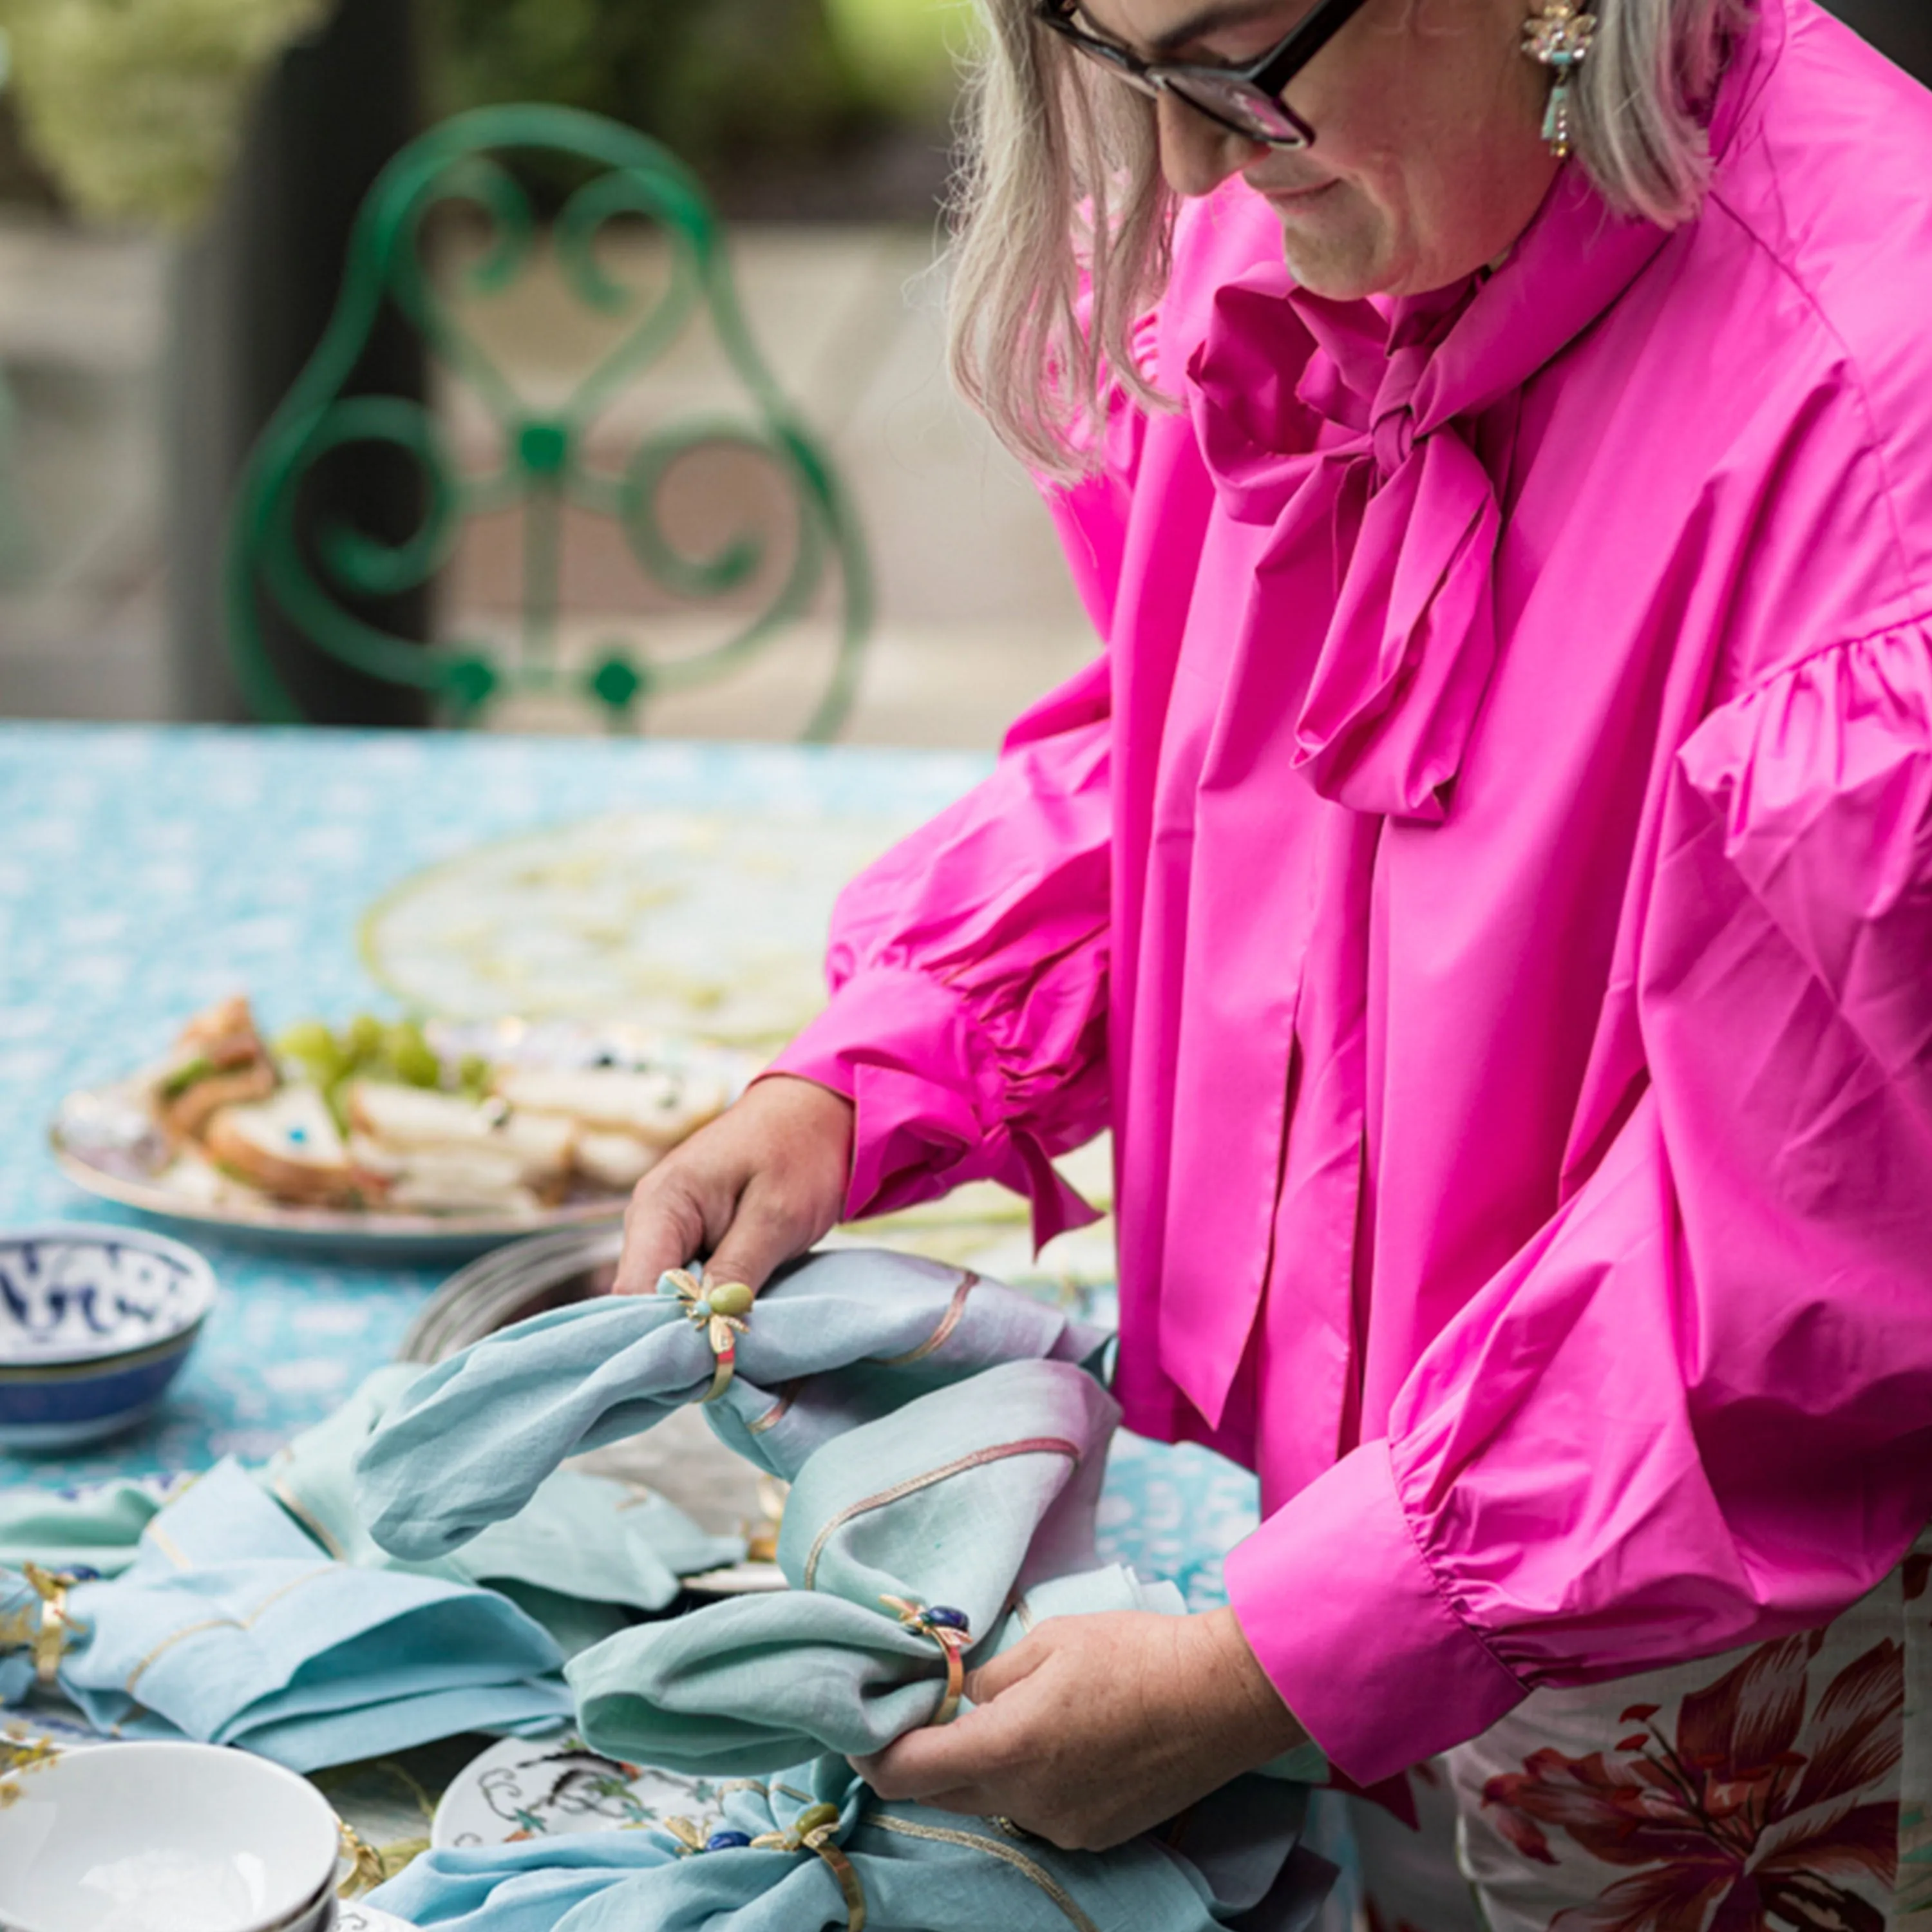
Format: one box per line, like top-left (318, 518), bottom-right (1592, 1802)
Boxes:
top-left (0, 724), bottom-right (1260, 1610)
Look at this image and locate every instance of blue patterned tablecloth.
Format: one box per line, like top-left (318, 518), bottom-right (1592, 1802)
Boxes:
top-left (0, 723), bottom-right (1260, 1607)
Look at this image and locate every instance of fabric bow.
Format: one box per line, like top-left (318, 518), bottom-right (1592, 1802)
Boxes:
top-left (1184, 169), bottom-right (1672, 822)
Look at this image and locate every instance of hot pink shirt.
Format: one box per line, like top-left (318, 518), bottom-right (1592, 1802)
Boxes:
top-left (774, 0), bottom-right (1932, 1783)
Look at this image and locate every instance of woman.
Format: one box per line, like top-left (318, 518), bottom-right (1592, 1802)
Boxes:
top-left (620, 0), bottom-right (1932, 1919)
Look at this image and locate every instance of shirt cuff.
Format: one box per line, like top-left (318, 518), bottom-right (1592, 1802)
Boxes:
top-left (1224, 1439), bottom-right (1526, 1785)
top-left (769, 967), bottom-right (1098, 1245)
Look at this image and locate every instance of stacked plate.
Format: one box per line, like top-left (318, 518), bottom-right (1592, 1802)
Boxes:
top-left (399, 1223), bottom-right (625, 1366)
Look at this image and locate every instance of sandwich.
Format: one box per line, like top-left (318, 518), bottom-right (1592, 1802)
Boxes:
top-left (345, 1080), bottom-right (578, 1213)
top-left (203, 1085), bottom-right (358, 1208)
top-left (151, 995), bottom-right (278, 1144)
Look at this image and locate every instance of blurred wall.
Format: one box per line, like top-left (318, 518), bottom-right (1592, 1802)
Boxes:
top-left (1824, 0), bottom-right (1932, 79)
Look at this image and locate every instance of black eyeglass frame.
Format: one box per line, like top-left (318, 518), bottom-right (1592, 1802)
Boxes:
top-left (1034, 0), bottom-right (1375, 149)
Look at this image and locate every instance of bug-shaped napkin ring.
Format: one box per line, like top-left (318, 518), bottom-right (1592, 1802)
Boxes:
top-left (881, 1596), bottom-right (972, 1727)
top-left (659, 1269), bottom-right (754, 1402)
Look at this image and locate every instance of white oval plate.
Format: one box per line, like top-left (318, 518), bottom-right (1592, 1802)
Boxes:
top-left (47, 1139), bottom-right (629, 1262)
top-left (431, 1732), bottom-right (739, 1850)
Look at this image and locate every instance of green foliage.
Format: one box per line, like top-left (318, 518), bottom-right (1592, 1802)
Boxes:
top-left (822, 0), bottom-right (973, 111)
top-left (0, 0), bottom-right (332, 226)
top-left (421, 0), bottom-right (900, 176)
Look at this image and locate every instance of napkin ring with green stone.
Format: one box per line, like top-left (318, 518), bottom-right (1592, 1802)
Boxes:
top-left (665, 1802), bottom-right (867, 1931)
top-left (659, 1270), bottom-right (754, 1403)
top-left (882, 1596), bottom-right (972, 1726)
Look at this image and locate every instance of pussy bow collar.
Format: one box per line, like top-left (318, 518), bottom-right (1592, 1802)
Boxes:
top-left (1184, 169), bottom-right (1672, 821)
top-left (1148, 173), bottom-right (1674, 1431)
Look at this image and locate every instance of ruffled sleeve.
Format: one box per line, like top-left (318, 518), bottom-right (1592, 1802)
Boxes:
top-left (1226, 622), bottom-right (1932, 1785)
top-left (770, 656), bottom-right (1115, 1245)
top-left (768, 292), bottom-right (1157, 1245)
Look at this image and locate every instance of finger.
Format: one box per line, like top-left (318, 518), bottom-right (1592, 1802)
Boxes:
top-left (848, 1704), bottom-right (1017, 1802)
top-left (613, 1167), bottom-right (727, 1296)
top-left (699, 1180), bottom-right (820, 1296)
top-left (962, 1632), bottom-right (1054, 1707)
top-left (849, 1770), bottom-right (1001, 1819)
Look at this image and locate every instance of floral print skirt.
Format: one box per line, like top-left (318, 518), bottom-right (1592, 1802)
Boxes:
top-left (1355, 1531), bottom-right (1932, 1932)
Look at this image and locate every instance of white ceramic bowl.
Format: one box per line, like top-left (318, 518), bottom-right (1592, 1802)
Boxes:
top-left (0, 1740), bottom-right (339, 1932)
top-left (0, 1226), bottom-right (216, 1450)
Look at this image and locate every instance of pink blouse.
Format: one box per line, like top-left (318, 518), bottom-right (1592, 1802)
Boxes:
top-left (773, 0), bottom-right (1932, 1784)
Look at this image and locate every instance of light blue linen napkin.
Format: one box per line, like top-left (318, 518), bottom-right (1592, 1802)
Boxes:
top-left (355, 1249), bottom-right (1107, 1562)
top-left (265, 1365), bottom-right (742, 1615)
top-left (568, 1359), bottom-right (1148, 1772)
top-left (0, 1461), bottom-right (573, 1770)
top-left (0, 1473), bottom-right (197, 1578)
top-left (372, 1752), bottom-right (1322, 1932)
top-left (0, 1370), bottom-right (741, 1662)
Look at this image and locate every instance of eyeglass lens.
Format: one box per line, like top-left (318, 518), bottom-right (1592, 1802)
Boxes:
top-left (1164, 72), bottom-right (1308, 142)
top-left (1050, 13), bottom-right (1312, 146)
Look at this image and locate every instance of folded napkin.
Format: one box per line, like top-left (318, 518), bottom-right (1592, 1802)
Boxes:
top-left (266, 1367), bottom-right (741, 1627)
top-left (569, 1358), bottom-right (1159, 1772)
top-left (0, 1473), bottom-right (196, 1579)
top-left (0, 1461), bottom-right (572, 1770)
top-left (356, 1249), bottom-right (1107, 1562)
top-left (0, 1371), bottom-right (741, 1662)
top-left (372, 1752), bottom-right (1328, 1932)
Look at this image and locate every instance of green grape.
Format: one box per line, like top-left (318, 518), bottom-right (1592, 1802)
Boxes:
top-left (276, 1019), bottom-right (336, 1061)
top-left (275, 1021), bottom-right (347, 1088)
top-left (345, 1014), bottom-right (385, 1063)
top-left (388, 1021), bottom-right (440, 1088)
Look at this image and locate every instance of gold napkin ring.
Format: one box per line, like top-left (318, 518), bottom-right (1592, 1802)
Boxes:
top-left (20, 1566), bottom-right (80, 1688)
top-left (880, 1596), bottom-right (971, 1727)
top-left (750, 1800), bottom-right (867, 1931)
top-left (660, 1269), bottom-right (752, 1402)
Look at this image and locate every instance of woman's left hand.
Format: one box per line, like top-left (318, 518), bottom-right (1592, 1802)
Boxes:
top-left (850, 1607), bottom-right (1307, 1851)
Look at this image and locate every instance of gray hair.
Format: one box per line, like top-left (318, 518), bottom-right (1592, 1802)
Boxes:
top-left (948, 0), bottom-right (1754, 476)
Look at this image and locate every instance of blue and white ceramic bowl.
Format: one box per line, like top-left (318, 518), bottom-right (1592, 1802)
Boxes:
top-left (0, 1226), bottom-right (216, 1451)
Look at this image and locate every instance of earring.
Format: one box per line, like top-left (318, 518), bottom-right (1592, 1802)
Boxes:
top-left (1522, 0), bottom-right (1597, 160)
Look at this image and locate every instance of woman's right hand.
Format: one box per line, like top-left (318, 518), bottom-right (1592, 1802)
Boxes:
top-left (611, 1073), bottom-right (856, 1299)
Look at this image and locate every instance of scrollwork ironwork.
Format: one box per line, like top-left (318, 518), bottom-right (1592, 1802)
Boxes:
top-left (225, 102), bottom-right (873, 736)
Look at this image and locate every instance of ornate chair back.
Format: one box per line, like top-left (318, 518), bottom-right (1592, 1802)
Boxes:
top-left (225, 104), bottom-right (873, 737)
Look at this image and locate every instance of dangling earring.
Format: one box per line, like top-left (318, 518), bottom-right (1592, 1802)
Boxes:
top-left (1522, 0), bottom-right (1597, 160)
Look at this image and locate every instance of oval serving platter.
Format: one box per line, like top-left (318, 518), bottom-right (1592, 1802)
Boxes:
top-left (51, 1021), bottom-right (757, 1262)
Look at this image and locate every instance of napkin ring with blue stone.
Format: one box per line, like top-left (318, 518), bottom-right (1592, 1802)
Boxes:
top-left (882, 1597), bottom-right (972, 1727)
top-left (659, 1269), bottom-right (753, 1403)
top-left (666, 1803), bottom-right (867, 1930)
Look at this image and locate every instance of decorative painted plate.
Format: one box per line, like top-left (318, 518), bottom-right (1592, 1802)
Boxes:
top-left (431, 1732), bottom-right (743, 1850)
top-left (1, 1709), bottom-right (112, 1756)
top-left (337, 1904), bottom-right (417, 1932)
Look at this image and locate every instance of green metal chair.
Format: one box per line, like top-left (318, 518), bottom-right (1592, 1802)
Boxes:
top-left (224, 104), bottom-right (874, 737)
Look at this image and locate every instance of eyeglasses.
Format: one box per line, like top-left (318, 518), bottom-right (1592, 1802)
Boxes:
top-left (1034, 0), bottom-right (1373, 149)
